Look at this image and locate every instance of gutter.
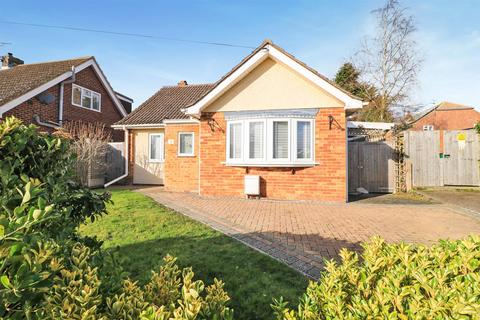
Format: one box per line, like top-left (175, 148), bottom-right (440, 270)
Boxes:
top-left (58, 66), bottom-right (76, 126)
top-left (104, 126), bottom-right (129, 187)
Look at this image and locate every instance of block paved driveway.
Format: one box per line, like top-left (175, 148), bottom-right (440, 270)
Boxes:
top-left (137, 187), bottom-right (480, 279)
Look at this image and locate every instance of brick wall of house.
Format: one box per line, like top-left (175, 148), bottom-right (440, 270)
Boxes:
top-left (63, 66), bottom-right (124, 141)
top-left (4, 85), bottom-right (59, 134)
top-left (164, 123), bottom-right (199, 192)
top-left (198, 108), bottom-right (347, 201)
top-left (4, 66), bottom-right (125, 141)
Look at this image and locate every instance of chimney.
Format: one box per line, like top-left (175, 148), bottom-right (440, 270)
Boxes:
top-left (177, 80), bottom-right (188, 87)
top-left (1, 53), bottom-right (24, 69)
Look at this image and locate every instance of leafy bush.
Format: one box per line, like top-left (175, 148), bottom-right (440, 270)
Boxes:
top-left (0, 117), bottom-right (232, 319)
top-left (475, 122), bottom-right (480, 134)
top-left (273, 236), bottom-right (480, 319)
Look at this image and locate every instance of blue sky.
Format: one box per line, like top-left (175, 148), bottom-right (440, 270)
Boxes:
top-left (2, 0), bottom-right (479, 111)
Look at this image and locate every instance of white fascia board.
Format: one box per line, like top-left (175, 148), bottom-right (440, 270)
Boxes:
top-left (266, 45), bottom-right (363, 109)
top-left (183, 44), bottom-right (364, 116)
top-left (0, 59), bottom-right (128, 117)
top-left (111, 123), bottom-right (165, 129)
top-left (347, 121), bottom-right (395, 130)
top-left (163, 119), bottom-right (199, 124)
top-left (89, 60), bottom-right (128, 117)
top-left (116, 94), bottom-right (133, 103)
top-left (184, 48), bottom-right (269, 116)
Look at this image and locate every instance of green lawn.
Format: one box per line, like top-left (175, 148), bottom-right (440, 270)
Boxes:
top-left (80, 189), bottom-right (308, 319)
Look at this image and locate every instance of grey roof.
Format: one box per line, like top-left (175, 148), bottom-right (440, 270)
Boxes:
top-left (116, 84), bottom-right (214, 125)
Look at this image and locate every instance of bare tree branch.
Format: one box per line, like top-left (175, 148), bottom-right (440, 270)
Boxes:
top-left (354, 0), bottom-right (423, 122)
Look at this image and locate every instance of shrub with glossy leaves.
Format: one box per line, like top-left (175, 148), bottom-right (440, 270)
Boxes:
top-left (0, 117), bottom-right (233, 319)
top-left (273, 236), bottom-right (480, 319)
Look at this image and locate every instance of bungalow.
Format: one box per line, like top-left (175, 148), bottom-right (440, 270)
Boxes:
top-left (113, 40), bottom-right (365, 201)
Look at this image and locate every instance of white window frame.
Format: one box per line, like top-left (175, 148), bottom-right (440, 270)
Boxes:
top-left (423, 125), bottom-right (434, 131)
top-left (148, 133), bottom-right (165, 163)
top-left (226, 120), bottom-right (244, 162)
top-left (225, 117), bottom-right (315, 167)
top-left (72, 84), bottom-right (102, 112)
top-left (245, 119), bottom-right (267, 164)
top-left (268, 118), bottom-right (291, 164)
top-left (293, 119), bottom-right (315, 163)
top-left (178, 132), bottom-right (195, 156)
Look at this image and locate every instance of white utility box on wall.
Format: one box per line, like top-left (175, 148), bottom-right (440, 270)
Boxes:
top-left (244, 175), bottom-right (260, 197)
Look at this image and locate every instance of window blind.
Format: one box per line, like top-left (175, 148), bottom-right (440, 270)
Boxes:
top-left (229, 123), bottom-right (242, 159)
top-left (273, 121), bottom-right (288, 159)
top-left (296, 121), bottom-right (311, 159)
top-left (249, 122), bottom-right (264, 159)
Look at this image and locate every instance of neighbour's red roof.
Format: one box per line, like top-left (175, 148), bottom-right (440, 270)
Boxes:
top-left (410, 101), bottom-right (480, 130)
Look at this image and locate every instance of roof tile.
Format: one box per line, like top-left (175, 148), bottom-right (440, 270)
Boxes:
top-left (0, 57), bottom-right (92, 106)
top-left (116, 84), bottom-right (214, 125)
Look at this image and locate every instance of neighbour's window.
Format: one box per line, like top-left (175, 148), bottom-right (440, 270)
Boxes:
top-left (226, 118), bottom-right (314, 166)
top-left (178, 132), bottom-right (194, 156)
top-left (149, 133), bottom-right (164, 162)
top-left (72, 84), bottom-right (101, 111)
top-left (423, 125), bottom-right (434, 131)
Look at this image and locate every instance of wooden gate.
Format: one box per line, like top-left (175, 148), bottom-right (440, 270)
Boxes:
top-left (404, 130), bottom-right (480, 187)
top-left (348, 141), bottom-right (396, 193)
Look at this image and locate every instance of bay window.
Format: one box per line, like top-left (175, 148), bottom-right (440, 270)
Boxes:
top-left (226, 116), bottom-right (315, 166)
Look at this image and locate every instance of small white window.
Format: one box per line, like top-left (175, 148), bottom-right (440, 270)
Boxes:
top-left (72, 84), bottom-right (101, 112)
top-left (423, 125), bottom-right (434, 131)
top-left (92, 93), bottom-right (101, 111)
top-left (82, 90), bottom-right (92, 109)
top-left (72, 86), bottom-right (81, 105)
top-left (248, 121), bottom-right (264, 159)
top-left (296, 120), bottom-right (312, 160)
top-left (178, 132), bottom-right (194, 156)
top-left (272, 121), bottom-right (289, 159)
top-left (228, 122), bottom-right (243, 160)
top-left (149, 133), bottom-right (164, 162)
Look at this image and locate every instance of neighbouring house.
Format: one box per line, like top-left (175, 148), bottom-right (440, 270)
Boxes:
top-left (113, 40), bottom-right (365, 201)
top-left (0, 53), bottom-right (132, 142)
top-left (409, 101), bottom-right (480, 131)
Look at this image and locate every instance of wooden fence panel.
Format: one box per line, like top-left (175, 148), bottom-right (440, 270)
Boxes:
top-left (404, 131), bottom-right (442, 187)
top-left (443, 131), bottom-right (480, 186)
top-left (404, 130), bottom-right (479, 187)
